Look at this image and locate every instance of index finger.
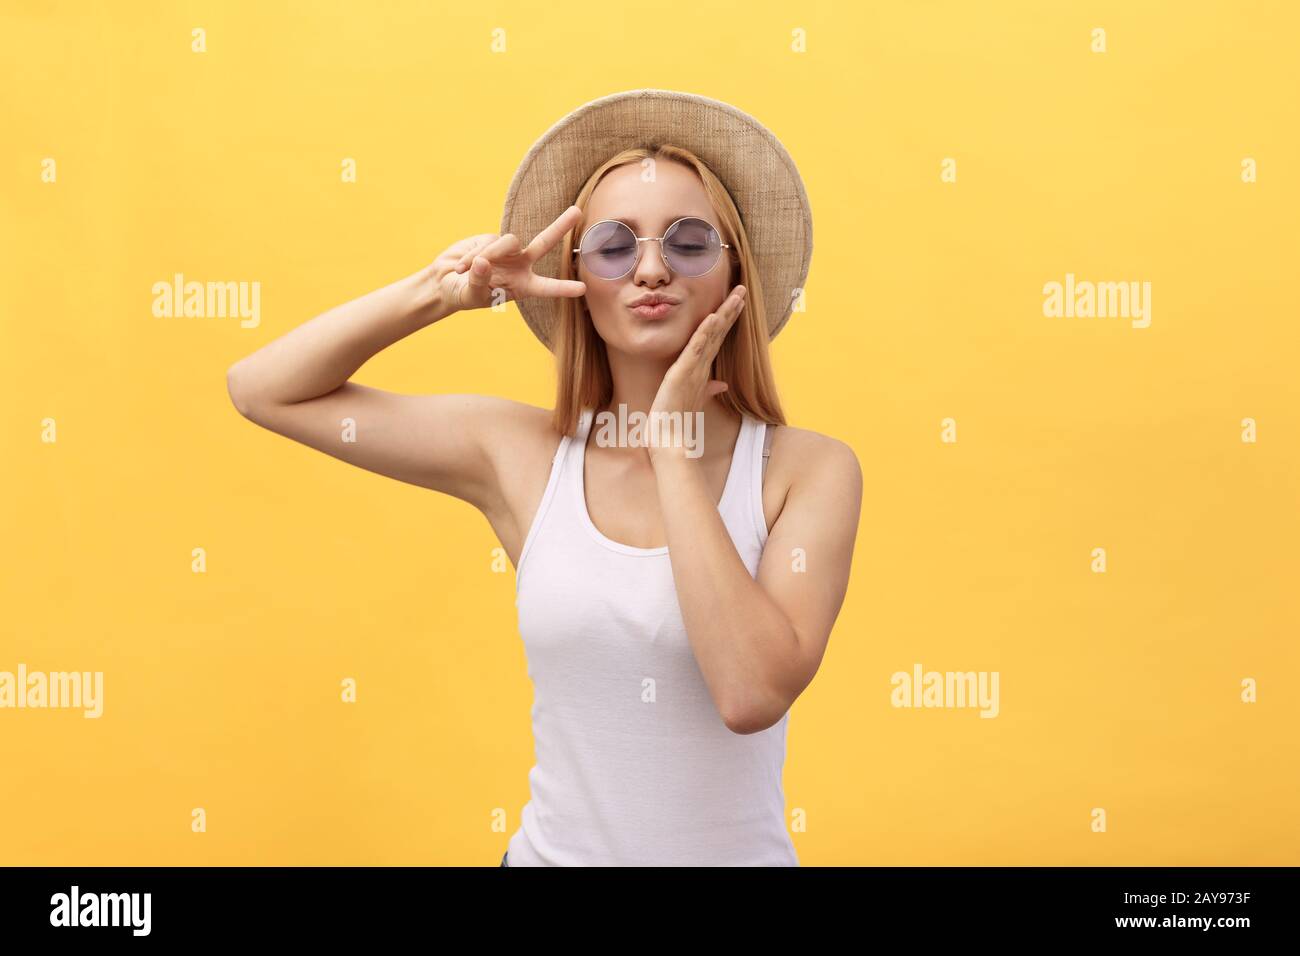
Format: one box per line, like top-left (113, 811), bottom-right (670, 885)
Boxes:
top-left (524, 274), bottom-right (588, 299)
top-left (524, 205), bottom-right (584, 261)
top-left (690, 285), bottom-right (747, 359)
top-left (711, 285), bottom-right (747, 336)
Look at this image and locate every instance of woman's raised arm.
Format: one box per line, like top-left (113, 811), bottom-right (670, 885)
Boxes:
top-left (224, 208), bottom-right (586, 515)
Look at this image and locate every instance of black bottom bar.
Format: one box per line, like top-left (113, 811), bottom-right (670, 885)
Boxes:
top-left (0, 866), bottom-right (1291, 941)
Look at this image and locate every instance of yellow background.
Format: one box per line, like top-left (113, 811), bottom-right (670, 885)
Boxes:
top-left (2, 0), bottom-right (1296, 865)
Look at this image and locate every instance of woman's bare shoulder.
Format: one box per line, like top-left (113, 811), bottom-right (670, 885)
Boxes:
top-left (466, 396), bottom-right (566, 466)
top-left (765, 422), bottom-right (862, 516)
top-left (768, 422), bottom-right (859, 470)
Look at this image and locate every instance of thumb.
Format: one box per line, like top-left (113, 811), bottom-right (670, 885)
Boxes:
top-left (464, 256), bottom-right (493, 302)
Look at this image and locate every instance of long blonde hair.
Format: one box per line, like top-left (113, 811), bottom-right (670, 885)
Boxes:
top-left (548, 144), bottom-right (786, 435)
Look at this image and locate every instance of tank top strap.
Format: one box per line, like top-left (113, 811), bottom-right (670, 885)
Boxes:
top-left (761, 419), bottom-right (774, 480)
top-left (747, 416), bottom-right (772, 548)
top-left (513, 413), bottom-right (584, 598)
top-left (712, 412), bottom-right (769, 551)
top-left (577, 406), bottom-right (596, 442)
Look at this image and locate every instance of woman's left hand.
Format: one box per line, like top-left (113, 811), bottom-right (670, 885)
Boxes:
top-left (646, 284), bottom-right (747, 463)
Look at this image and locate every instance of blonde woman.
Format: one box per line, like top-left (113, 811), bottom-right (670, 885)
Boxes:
top-left (226, 90), bottom-right (862, 867)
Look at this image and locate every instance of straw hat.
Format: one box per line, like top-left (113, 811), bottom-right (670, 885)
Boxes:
top-left (500, 89), bottom-right (813, 351)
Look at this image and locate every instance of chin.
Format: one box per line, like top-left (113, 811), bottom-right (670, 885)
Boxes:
top-left (618, 324), bottom-right (692, 358)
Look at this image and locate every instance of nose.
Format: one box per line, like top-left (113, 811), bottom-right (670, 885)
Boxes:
top-left (632, 238), bottom-right (671, 288)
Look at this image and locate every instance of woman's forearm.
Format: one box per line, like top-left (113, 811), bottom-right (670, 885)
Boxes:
top-left (652, 452), bottom-right (800, 733)
top-left (227, 263), bottom-right (450, 407)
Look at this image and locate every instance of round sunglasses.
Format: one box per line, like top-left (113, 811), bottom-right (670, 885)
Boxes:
top-left (572, 217), bottom-right (731, 280)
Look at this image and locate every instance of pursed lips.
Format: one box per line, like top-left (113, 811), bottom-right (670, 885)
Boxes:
top-left (626, 297), bottom-right (680, 318)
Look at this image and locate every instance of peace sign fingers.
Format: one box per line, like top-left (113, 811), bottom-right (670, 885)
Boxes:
top-left (517, 204), bottom-right (586, 297)
top-left (524, 205), bottom-right (585, 262)
top-left (437, 205), bottom-right (588, 313)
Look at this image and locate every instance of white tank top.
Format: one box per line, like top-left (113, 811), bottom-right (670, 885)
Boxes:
top-left (507, 406), bottom-right (798, 866)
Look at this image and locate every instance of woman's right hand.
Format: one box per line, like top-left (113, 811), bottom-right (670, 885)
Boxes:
top-left (433, 205), bottom-right (588, 314)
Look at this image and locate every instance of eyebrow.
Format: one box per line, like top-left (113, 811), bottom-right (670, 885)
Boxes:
top-left (613, 214), bottom-right (703, 230)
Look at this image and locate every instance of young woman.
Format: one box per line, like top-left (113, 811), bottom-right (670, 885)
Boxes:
top-left (227, 90), bottom-right (863, 866)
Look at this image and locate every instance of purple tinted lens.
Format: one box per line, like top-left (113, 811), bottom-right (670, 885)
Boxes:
top-left (664, 218), bottom-right (722, 277)
top-left (580, 221), bottom-right (638, 278)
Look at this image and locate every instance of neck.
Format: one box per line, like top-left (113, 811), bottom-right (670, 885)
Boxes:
top-left (601, 350), bottom-right (671, 420)
top-left (592, 351), bottom-right (738, 460)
